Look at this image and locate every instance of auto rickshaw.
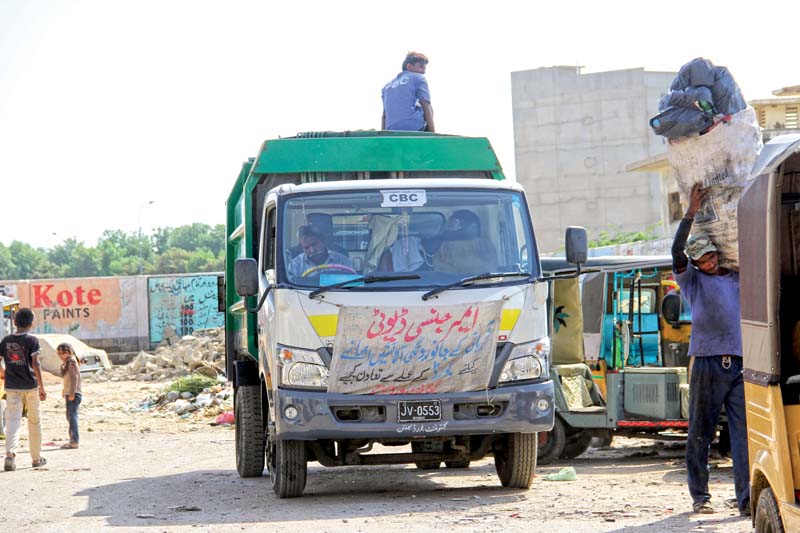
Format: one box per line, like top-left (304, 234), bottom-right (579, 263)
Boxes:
top-left (0, 294), bottom-right (19, 437)
top-left (740, 133), bottom-right (800, 531)
top-left (538, 256), bottom-right (694, 463)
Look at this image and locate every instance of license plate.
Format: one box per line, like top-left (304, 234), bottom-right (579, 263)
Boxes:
top-left (397, 400), bottom-right (441, 422)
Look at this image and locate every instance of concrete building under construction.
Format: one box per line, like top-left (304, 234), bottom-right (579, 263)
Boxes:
top-left (511, 66), bottom-right (676, 252)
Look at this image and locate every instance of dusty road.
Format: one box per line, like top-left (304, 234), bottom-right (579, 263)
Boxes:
top-left (1, 377), bottom-right (752, 532)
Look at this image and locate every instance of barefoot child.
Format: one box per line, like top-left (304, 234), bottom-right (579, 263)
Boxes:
top-left (57, 343), bottom-right (81, 449)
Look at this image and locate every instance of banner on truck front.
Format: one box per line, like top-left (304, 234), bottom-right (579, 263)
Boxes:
top-left (329, 301), bottom-right (502, 394)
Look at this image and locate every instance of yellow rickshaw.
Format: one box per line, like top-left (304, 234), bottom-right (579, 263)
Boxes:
top-left (0, 294), bottom-right (19, 437)
top-left (739, 133), bottom-right (800, 531)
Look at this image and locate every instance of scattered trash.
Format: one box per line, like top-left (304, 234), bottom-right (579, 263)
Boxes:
top-left (168, 505), bottom-right (201, 512)
top-left (136, 514), bottom-right (156, 519)
top-left (215, 411), bottom-right (234, 426)
top-left (544, 466), bottom-right (577, 481)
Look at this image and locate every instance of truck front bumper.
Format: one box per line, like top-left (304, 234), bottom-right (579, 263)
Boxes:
top-left (271, 380), bottom-right (554, 440)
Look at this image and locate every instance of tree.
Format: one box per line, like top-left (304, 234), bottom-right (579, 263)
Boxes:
top-left (0, 222), bottom-right (224, 279)
top-left (8, 241), bottom-right (55, 279)
top-left (149, 248), bottom-right (192, 274)
top-left (0, 243), bottom-right (16, 279)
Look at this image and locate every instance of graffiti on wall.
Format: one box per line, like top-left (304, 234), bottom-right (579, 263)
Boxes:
top-left (148, 275), bottom-right (223, 343)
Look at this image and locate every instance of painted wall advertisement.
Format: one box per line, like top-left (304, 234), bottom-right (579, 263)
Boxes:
top-left (148, 275), bottom-right (223, 343)
top-left (2, 278), bottom-right (140, 339)
top-left (329, 302), bottom-right (502, 394)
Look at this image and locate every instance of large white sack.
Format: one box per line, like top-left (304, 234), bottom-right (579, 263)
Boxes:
top-left (666, 106), bottom-right (763, 270)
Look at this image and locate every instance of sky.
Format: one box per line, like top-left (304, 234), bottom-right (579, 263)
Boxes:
top-left (1, 0), bottom-right (799, 248)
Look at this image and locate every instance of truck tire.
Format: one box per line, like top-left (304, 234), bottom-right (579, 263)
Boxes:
top-left (268, 439), bottom-right (307, 498)
top-left (754, 487), bottom-right (784, 533)
top-left (560, 430), bottom-right (592, 460)
top-left (445, 460), bottom-right (471, 469)
top-left (412, 441), bottom-right (441, 470)
top-left (235, 385), bottom-right (265, 478)
top-left (537, 417), bottom-right (566, 465)
top-left (494, 433), bottom-right (537, 489)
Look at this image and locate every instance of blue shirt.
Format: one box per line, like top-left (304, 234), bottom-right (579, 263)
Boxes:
top-left (288, 250), bottom-right (352, 278)
top-left (674, 267), bottom-right (742, 357)
top-left (381, 71), bottom-right (431, 131)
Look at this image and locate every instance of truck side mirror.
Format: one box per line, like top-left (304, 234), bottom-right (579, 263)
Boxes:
top-left (565, 226), bottom-right (588, 265)
top-left (661, 292), bottom-right (682, 325)
top-left (234, 258), bottom-right (259, 296)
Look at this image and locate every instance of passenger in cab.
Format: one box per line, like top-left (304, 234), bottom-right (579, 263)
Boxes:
top-left (430, 210), bottom-right (498, 274)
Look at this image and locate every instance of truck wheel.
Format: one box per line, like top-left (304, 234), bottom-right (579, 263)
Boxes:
top-left (412, 441), bottom-right (441, 470)
top-left (560, 430), bottom-right (592, 460)
top-left (445, 460), bottom-right (471, 469)
top-left (494, 433), bottom-right (537, 489)
top-left (537, 417), bottom-right (566, 465)
top-left (754, 487), bottom-right (784, 533)
top-left (268, 439), bottom-right (307, 498)
top-left (235, 385), bottom-right (265, 478)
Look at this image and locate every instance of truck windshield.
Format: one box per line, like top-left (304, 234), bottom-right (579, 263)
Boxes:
top-left (279, 188), bottom-right (538, 289)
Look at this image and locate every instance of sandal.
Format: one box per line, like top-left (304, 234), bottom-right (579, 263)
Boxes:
top-left (693, 501), bottom-right (714, 514)
top-left (32, 457), bottom-right (47, 468)
top-left (60, 442), bottom-right (78, 449)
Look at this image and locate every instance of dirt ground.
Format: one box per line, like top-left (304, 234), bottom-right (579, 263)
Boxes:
top-left (0, 375), bottom-right (753, 532)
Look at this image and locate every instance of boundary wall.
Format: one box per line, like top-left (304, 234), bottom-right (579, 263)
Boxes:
top-left (0, 273), bottom-right (224, 353)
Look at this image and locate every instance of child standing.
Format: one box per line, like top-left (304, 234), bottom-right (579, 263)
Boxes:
top-left (0, 308), bottom-right (46, 471)
top-left (57, 343), bottom-right (81, 449)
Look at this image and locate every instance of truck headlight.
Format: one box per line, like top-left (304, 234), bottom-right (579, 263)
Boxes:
top-left (499, 337), bottom-right (550, 383)
top-left (277, 345), bottom-right (329, 388)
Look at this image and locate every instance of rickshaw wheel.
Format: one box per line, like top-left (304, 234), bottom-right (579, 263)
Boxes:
top-left (537, 417), bottom-right (566, 465)
top-left (560, 430), bottom-right (592, 460)
top-left (754, 487), bottom-right (784, 533)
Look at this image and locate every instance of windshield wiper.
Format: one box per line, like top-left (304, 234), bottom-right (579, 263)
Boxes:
top-left (309, 274), bottom-right (421, 300)
top-left (421, 272), bottom-right (531, 301)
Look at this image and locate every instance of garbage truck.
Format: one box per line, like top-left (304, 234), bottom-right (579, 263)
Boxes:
top-left (224, 130), bottom-right (586, 497)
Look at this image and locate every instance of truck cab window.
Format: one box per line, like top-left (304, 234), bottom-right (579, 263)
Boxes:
top-left (262, 208), bottom-right (276, 272)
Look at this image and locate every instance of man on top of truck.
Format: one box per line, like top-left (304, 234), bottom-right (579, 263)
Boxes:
top-left (381, 51), bottom-right (435, 132)
top-left (672, 183), bottom-right (749, 516)
top-left (287, 224), bottom-right (353, 278)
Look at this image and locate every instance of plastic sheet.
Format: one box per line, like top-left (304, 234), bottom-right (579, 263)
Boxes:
top-left (666, 107), bottom-right (763, 270)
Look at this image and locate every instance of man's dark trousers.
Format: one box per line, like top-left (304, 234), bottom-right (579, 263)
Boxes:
top-left (686, 355), bottom-right (750, 511)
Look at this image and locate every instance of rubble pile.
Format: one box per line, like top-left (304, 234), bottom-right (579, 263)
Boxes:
top-left (91, 328), bottom-right (226, 382)
top-left (137, 380), bottom-right (234, 421)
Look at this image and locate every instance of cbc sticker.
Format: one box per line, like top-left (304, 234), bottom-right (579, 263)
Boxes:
top-left (380, 190), bottom-right (427, 207)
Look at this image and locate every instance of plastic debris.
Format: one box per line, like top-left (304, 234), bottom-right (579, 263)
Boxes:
top-left (544, 466), bottom-right (577, 481)
top-left (215, 411), bottom-right (234, 426)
